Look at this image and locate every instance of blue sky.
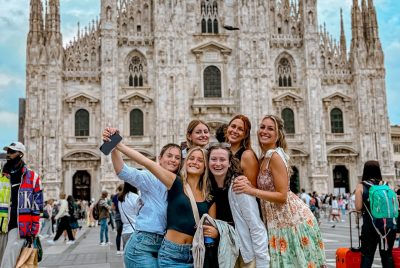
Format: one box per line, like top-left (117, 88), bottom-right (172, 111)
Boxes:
top-left (0, 0), bottom-right (399, 148)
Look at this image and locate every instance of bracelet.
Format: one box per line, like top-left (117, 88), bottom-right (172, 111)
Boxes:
top-left (255, 189), bottom-right (260, 199)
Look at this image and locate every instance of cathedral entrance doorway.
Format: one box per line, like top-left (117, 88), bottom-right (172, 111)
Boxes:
top-left (290, 166), bottom-right (300, 194)
top-left (73, 170), bottom-right (91, 201)
top-left (333, 165), bottom-right (349, 195)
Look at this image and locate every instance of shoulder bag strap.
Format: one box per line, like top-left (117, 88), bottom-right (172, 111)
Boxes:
top-left (184, 183), bottom-right (200, 226)
top-left (120, 202), bottom-right (135, 231)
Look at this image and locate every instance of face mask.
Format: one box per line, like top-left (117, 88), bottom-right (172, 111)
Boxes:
top-left (6, 156), bottom-right (22, 167)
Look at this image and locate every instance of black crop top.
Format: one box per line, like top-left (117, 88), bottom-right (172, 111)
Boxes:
top-left (167, 177), bottom-right (213, 236)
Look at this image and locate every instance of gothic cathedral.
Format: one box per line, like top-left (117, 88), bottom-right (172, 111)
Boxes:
top-left (24, 0), bottom-right (394, 201)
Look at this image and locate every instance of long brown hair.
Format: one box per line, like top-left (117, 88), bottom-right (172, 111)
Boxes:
top-left (228, 114), bottom-right (252, 150)
top-left (159, 143), bottom-right (182, 174)
top-left (207, 143), bottom-right (243, 189)
top-left (258, 115), bottom-right (288, 153)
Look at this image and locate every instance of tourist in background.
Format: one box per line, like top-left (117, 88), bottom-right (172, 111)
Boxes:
top-left (0, 142), bottom-right (43, 268)
top-left (112, 184), bottom-right (124, 255)
top-left (40, 199), bottom-right (54, 238)
top-left (118, 182), bottom-right (139, 253)
top-left (355, 160), bottom-right (396, 267)
top-left (48, 193), bottom-right (75, 245)
top-left (98, 190), bottom-right (111, 246)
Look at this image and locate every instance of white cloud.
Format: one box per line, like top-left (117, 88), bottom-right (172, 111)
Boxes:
top-left (0, 111), bottom-right (18, 126)
top-left (0, 72), bottom-right (24, 89)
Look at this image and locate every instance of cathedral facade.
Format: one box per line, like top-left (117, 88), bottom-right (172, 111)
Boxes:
top-left (24, 0), bottom-right (394, 201)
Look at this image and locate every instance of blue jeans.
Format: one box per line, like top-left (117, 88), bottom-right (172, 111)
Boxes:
top-left (158, 238), bottom-right (193, 268)
top-left (99, 218), bottom-right (109, 243)
top-left (124, 230), bottom-right (164, 268)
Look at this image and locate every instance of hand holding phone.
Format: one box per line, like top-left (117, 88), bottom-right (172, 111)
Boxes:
top-left (99, 133), bottom-right (122, 155)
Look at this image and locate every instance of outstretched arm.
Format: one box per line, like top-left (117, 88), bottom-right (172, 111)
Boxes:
top-left (103, 127), bottom-right (176, 188)
top-left (116, 143), bottom-right (176, 189)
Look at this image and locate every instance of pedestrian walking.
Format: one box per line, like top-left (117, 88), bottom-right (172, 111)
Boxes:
top-left (40, 199), bottom-right (54, 238)
top-left (48, 193), bottom-right (75, 245)
top-left (98, 190), bottom-right (111, 246)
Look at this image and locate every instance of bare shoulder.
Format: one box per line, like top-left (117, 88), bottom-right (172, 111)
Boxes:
top-left (242, 149), bottom-right (258, 162)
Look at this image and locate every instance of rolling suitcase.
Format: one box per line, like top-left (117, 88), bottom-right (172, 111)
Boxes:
top-left (336, 211), bottom-right (361, 268)
top-left (393, 247), bottom-right (400, 267)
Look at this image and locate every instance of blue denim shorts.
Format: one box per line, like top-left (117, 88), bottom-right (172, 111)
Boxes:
top-left (158, 238), bottom-right (193, 268)
top-left (124, 230), bottom-right (164, 268)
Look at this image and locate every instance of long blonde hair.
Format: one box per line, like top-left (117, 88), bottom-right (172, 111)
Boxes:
top-left (180, 147), bottom-right (210, 199)
top-left (258, 115), bottom-right (288, 154)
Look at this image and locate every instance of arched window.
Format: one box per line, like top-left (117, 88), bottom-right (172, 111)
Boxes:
top-left (127, 53), bottom-right (146, 87)
top-left (130, 109), bottom-right (144, 136)
top-left (75, 109), bottom-right (89, 136)
top-left (281, 108), bottom-right (295, 134)
top-left (277, 58), bottom-right (293, 87)
top-left (204, 66), bottom-right (221, 97)
top-left (129, 75), bottom-right (133, 86)
top-left (200, 0), bottom-right (219, 34)
top-left (331, 108), bottom-right (344, 133)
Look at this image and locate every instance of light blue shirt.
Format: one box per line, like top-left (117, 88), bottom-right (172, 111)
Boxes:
top-left (118, 164), bottom-right (168, 235)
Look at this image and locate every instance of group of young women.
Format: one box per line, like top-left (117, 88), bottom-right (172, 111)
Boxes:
top-left (102, 114), bottom-right (326, 268)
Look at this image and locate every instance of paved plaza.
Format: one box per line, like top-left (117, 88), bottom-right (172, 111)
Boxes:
top-left (39, 216), bottom-right (388, 267)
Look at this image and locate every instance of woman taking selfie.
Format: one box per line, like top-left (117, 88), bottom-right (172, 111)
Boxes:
top-left (103, 128), bottom-right (215, 267)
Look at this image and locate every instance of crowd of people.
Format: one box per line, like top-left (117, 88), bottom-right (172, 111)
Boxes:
top-left (0, 113), bottom-right (398, 268)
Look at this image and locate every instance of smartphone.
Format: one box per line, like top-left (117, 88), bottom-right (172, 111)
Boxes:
top-left (99, 133), bottom-right (122, 155)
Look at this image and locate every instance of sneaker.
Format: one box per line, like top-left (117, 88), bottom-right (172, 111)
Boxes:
top-left (116, 251), bottom-right (123, 256)
top-left (66, 240), bottom-right (76, 245)
top-left (106, 242), bottom-right (112, 245)
top-left (331, 225), bottom-right (336, 228)
top-left (100, 242), bottom-right (107, 246)
top-left (47, 240), bottom-right (55, 245)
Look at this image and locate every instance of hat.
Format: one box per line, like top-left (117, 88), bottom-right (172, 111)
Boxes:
top-left (3, 142), bottom-right (26, 154)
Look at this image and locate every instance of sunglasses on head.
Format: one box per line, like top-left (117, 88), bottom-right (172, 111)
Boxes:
top-left (7, 149), bottom-right (17, 154)
top-left (205, 142), bottom-right (231, 151)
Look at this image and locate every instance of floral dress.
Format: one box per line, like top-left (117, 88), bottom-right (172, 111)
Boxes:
top-left (258, 148), bottom-right (326, 268)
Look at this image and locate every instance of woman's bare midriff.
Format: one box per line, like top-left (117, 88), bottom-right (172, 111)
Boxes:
top-left (165, 229), bottom-right (193, 244)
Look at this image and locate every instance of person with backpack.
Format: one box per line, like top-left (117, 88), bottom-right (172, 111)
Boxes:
top-left (98, 191), bottom-right (111, 246)
top-left (355, 160), bottom-right (398, 268)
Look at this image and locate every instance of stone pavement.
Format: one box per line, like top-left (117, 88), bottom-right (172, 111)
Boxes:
top-left (40, 224), bottom-right (124, 268)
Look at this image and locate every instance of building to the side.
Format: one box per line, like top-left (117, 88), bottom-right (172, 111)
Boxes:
top-left (392, 125), bottom-right (400, 181)
top-left (23, 0), bottom-right (395, 201)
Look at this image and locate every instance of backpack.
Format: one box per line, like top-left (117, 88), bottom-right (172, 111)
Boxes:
top-left (364, 181), bottom-right (399, 220)
top-left (43, 209), bottom-right (50, 219)
top-left (92, 201), bottom-right (100, 220)
top-left (310, 198), bottom-right (317, 212)
top-left (363, 181), bottom-right (399, 249)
